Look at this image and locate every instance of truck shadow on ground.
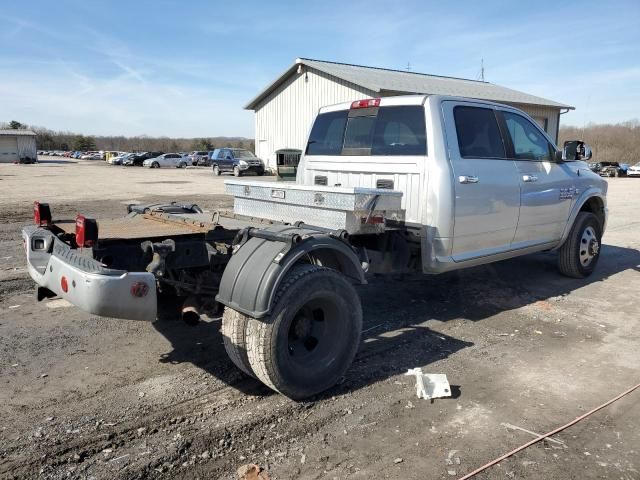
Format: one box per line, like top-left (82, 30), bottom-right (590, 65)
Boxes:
top-left (152, 244), bottom-right (640, 399)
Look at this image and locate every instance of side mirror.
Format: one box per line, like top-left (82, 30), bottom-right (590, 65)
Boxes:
top-left (562, 140), bottom-right (593, 162)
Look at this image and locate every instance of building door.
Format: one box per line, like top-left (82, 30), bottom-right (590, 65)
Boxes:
top-left (442, 102), bottom-right (521, 261)
top-left (0, 136), bottom-right (19, 163)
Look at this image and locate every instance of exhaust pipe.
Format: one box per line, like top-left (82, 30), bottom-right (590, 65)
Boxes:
top-left (181, 296), bottom-right (201, 325)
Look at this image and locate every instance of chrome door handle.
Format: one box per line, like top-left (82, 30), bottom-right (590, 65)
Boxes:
top-left (522, 175), bottom-right (538, 182)
top-left (459, 175), bottom-right (479, 184)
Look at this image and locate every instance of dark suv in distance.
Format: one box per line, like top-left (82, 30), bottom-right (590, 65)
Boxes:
top-left (123, 151), bottom-right (164, 166)
top-left (210, 148), bottom-right (265, 176)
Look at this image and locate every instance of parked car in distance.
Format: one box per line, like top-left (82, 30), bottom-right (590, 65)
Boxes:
top-left (107, 152), bottom-right (130, 165)
top-left (81, 152), bottom-right (103, 160)
top-left (626, 162), bottom-right (640, 177)
top-left (142, 153), bottom-right (188, 168)
top-left (598, 161), bottom-right (627, 177)
top-left (210, 148), bottom-right (265, 176)
top-left (189, 151), bottom-right (210, 166)
top-left (123, 152), bottom-right (162, 166)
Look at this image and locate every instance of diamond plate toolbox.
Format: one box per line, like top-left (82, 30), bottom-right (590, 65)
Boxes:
top-left (225, 180), bottom-right (404, 234)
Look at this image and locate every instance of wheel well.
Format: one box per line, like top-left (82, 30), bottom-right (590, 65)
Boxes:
top-left (579, 197), bottom-right (605, 228)
top-left (298, 248), bottom-right (364, 283)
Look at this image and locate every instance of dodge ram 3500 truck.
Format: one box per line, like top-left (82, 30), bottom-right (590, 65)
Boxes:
top-left (22, 95), bottom-right (607, 399)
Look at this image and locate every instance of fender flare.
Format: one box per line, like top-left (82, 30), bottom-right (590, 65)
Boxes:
top-left (555, 189), bottom-right (607, 249)
top-left (215, 226), bottom-right (366, 319)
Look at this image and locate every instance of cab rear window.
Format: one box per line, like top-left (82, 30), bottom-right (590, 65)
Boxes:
top-left (306, 106), bottom-right (426, 156)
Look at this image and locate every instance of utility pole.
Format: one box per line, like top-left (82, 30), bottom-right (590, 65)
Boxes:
top-left (480, 58), bottom-right (485, 82)
top-left (406, 61), bottom-right (411, 72)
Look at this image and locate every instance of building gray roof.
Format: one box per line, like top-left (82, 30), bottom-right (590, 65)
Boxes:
top-left (0, 129), bottom-right (37, 136)
top-left (246, 58), bottom-right (573, 110)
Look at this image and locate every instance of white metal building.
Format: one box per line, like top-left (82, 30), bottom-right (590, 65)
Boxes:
top-left (245, 58), bottom-right (573, 169)
top-left (0, 130), bottom-right (37, 163)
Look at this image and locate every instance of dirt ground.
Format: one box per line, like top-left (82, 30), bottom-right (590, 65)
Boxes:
top-left (1, 159), bottom-right (639, 480)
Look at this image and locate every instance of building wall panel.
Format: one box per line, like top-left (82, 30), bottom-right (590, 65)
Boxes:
top-left (254, 68), bottom-right (374, 168)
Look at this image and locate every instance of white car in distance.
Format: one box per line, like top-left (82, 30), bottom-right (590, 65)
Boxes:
top-left (627, 162), bottom-right (640, 177)
top-left (143, 153), bottom-right (188, 168)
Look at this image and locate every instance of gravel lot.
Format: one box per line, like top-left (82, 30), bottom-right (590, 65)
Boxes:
top-left (1, 159), bottom-right (638, 480)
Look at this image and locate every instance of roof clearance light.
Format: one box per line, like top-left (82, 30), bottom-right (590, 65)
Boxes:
top-left (350, 98), bottom-right (381, 109)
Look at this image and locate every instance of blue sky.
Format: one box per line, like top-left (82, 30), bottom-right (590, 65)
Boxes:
top-left (1, 0), bottom-right (639, 138)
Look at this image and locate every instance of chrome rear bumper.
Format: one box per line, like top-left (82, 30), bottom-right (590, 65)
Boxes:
top-left (22, 226), bottom-right (157, 321)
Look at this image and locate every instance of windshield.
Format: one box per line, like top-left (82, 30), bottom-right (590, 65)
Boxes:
top-left (232, 149), bottom-right (257, 159)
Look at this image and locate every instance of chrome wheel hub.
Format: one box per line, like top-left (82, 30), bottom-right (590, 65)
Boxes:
top-left (579, 226), bottom-right (599, 266)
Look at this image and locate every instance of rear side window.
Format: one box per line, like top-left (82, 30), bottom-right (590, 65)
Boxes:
top-left (306, 106), bottom-right (426, 156)
top-left (454, 106), bottom-right (506, 159)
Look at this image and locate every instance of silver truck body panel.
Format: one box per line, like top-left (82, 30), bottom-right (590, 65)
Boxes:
top-left (22, 226), bottom-right (157, 321)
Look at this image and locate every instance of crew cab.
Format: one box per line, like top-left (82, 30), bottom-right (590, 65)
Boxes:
top-left (22, 95), bottom-right (606, 400)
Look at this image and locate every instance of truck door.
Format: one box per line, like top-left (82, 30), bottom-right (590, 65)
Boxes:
top-left (498, 110), bottom-right (574, 246)
top-left (442, 102), bottom-right (521, 261)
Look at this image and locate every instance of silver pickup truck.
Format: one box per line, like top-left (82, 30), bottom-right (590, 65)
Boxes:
top-left (23, 95), bottom-right (607, 399)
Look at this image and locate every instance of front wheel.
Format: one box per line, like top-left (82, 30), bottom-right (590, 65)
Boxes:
top-left (178, 162), bottom-right (186, 168)
top-left (558, 212), bottom-right (602, 278)
top-left (246, 265), bottom-right (362, 400)
top-left (213, 165), bottom-right (220, 176)
top-left (233, 166), bottom-right (241, 177)
top-left (152, 161), bottom-right (159, 168)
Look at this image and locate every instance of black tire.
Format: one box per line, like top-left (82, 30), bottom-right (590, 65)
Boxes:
top-left (152, 161), bottom-right (159, 168)
top-left (178, 162), bottom-right (186, 169)
top-left (221, 308), bottom-right (255, 377)
top-left (257, 171), bottom-right (265, 176)
top-left (246, 265), bottom-right (362, 400)
top-left (558, 212), bottom-right (602, 278)
top-left (213, 165), bottom-right (220, 176)
top-left (233, 166), bottom-right (241, 177)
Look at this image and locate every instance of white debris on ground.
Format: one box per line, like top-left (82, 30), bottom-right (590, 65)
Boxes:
top-left (404, 368), bottom-right (452, 400)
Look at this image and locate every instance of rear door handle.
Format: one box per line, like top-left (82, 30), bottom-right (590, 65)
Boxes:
top-left (459, 175), bottom-right (479, 184)
top-left (522, 175), bottom-right (538, 182)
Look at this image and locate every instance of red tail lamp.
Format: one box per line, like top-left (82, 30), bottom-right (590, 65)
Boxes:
top-left (130, 282), bottom-right (149, 298)
top-left (75, 215), bottom-right (99, 248)
top-left (33, 201), bottom-right (52, 226)
top-left (60, 276), bottom-right (68, 293)
top-left (351, 98), bottom-right (380, 109)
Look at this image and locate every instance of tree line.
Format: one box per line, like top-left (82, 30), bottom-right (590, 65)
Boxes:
top-left (0, 121), bottom-right (255, 153)
top-left (559, 119), bottom-right (640, 164)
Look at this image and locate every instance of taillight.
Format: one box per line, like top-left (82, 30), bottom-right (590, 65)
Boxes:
top-left (75, 215), bottom-right (99, 248)
top-left (130, 282), bottom-right (149, 298)
top-left (33, 201), bottom-right (52, 226)
top-left (361, 214), bottom-right (385, 225)
top-left (60, 276), bottom-right (68, 293)
top-left (351, 98), bottom-right (380, 109)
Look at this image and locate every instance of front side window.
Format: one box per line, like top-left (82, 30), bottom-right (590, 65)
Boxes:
top-left (454, 106), bottom-right (506, 159)
top-left (503, 112), bottom-right (552, 161)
